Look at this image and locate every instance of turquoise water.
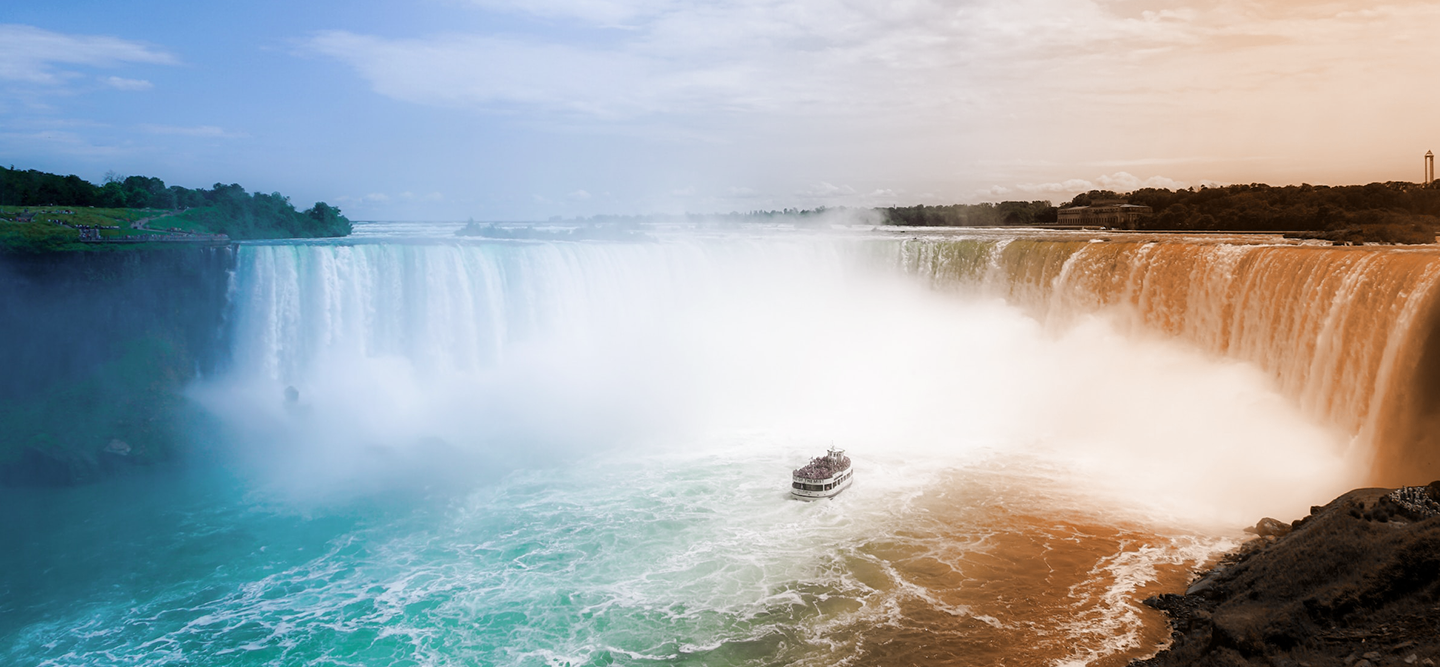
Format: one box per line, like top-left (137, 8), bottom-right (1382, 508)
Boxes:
top-left (0, 444), bottom-right (1220, 667)
top-left (0, 442), bottom-right (945, 666)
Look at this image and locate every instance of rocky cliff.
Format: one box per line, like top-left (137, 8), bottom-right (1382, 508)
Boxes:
top-left (1138, 485), bottom-right (1440, 666)
top-left (0, 248), bottom-right (234, 485)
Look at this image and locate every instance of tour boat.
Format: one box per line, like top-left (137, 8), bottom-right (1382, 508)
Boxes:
top-left (791, 447), bottom-right (853, 500)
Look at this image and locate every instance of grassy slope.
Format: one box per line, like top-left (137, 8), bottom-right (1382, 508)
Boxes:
top-left (151, 208), bottom-right (219, 234)
top-left (0, 206), bottom-right (210, 253)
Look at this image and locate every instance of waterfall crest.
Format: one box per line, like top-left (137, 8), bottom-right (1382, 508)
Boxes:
top-left (229, 240), bottom-right (871, 383)
top-left (901, 238), bottom-right (1440, 485)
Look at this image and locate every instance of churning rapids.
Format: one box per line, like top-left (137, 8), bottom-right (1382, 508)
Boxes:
top-left (7, 224), bottom-right (1440, 666)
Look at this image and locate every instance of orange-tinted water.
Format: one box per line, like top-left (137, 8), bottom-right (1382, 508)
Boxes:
top-left (776, 461), bottom-right (1225, 667)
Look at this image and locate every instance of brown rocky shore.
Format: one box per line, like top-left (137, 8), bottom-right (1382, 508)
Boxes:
top-left (1135, 484), bottom-right (1440, 666)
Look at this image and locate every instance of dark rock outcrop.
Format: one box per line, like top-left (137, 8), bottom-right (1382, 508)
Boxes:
top-left (1246, 517), bottom-right (1294, 538)
top-left (0, 445), bottom-right (144, 486)
top-left (1136, 484), bottom-right (1440, 666)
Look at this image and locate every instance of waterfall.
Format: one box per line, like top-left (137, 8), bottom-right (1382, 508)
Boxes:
top-left (222, 234), bottom-right (1440, 486)
top-left (900, 237), bottom-right (1440, 485)
top-left (214, 238), bottom-right (915, 484)
top-left (228, 239), bottom-right (878, 383)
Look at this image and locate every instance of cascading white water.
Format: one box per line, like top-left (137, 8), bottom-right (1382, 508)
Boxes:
top-left (230, 240), bottom-right (869, 382)
top-left (208, 236), bottom-right (1354, 520)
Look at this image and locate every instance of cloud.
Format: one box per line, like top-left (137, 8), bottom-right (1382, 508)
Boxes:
top-left (1008, 172), bottom-right (1190, 197)
top-left (1095, 172), bottom-right (1189, 191)
top-left (306, 31), bottom-right (664, 117)
top-left (796, 182), bottom-right (855, 197)
top-left (299, 0), bottom-right (1272, 120)
top-left (103, 76), bottom-right (153, 91)
top-left (0, 129), bottom-right (125, 157)
top-left (139, 124), bottom-right (243, 138)
top-left (566, 189), bottom-right (592, 200)
top-left (335, 190), bottom-right (447, 208)
top-left (301, 0), bottom-right (1440, 199)
top-left (1013, 178), bottom-right (1101, 195)
top-left (464, 0), bottom-right (672, 25)
top-left (1086, 156), bottom-right (1238, 168)
top-left (0, 24), bottom-right (176, 85)
top-left (309, 1), bottom-right (1167, 119)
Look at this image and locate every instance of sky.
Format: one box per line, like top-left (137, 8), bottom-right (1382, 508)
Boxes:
top-left (2, 0), bottom-right (1439, 220)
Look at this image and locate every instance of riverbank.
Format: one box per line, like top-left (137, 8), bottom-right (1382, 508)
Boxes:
top-left (1137, 485), bottom-right (1440, 666)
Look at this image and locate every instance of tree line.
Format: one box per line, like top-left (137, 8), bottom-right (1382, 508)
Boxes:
top-left (557, 202), bottom-right (1063, 226)
top-left (554, 206), bottom-right (867, 224)
top-left (881, 201), bottom-right (1058, 226)
top-left (1076, 182), bottom-right (1440, 244)
top-left (0, 166), bottom-right (351, 239)
top-left (873, 182), bottom-right (1440, 244)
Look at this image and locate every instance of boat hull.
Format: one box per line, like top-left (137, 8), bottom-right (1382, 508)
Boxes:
top-left (790, 470), bottom-right (853, 501)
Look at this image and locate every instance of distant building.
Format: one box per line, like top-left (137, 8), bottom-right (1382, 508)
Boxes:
top-left (1056, 204), bottom-right (1153, 229)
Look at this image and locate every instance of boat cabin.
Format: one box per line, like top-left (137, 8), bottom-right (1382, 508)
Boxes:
top-left (791, 447), bottom-right (853, 501)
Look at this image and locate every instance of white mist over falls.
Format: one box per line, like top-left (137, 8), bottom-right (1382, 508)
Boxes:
top-left (15, 227), bottom-right (1438, 666)
top-left (206, 234), bottom-right (1353, 521)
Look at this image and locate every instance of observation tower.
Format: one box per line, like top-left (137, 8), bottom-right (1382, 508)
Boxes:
top-left (1427, 150), bottom-right (1435, 185)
